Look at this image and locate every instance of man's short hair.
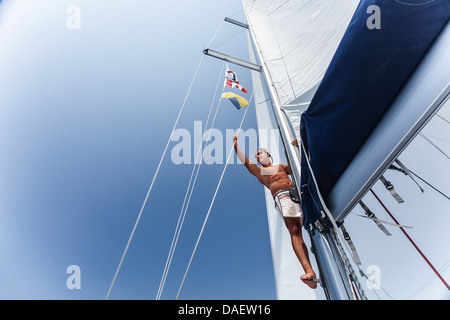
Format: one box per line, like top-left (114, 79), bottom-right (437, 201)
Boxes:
top-left (255, 148), bottom-right (273, 163)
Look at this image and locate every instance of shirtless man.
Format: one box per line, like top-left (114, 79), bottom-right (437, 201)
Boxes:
top-left (233, 134), bottom-right (317, 289)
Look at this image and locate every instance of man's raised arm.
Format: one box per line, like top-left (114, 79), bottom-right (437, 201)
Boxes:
top-left (233, 134), bottom-right (259, 176)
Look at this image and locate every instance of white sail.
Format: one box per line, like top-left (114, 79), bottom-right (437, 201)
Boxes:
top-left (243, 0), bottom-right (360, 129)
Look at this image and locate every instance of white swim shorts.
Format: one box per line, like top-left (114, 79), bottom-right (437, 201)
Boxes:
top-left (274, 190), bottom-right (304, 225)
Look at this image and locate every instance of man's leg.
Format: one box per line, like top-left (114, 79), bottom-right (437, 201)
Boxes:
top-left (284, 217), bottom-right (317, 289)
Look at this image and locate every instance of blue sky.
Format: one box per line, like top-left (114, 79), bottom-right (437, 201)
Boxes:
top-left (0, 0), bottom-right (449, 300)
top-left (0, 0), bottom-right (276, 300)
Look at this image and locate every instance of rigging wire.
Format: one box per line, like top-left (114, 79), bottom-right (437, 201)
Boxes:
top-left (105, 22), bottom-right (225, 300)
top-left (298, 138), bottom-right (362, 267)
top-left (105, 54), bottom-right (204, 300)
top-left (212, 29), bottom-right (246, 50)
top-left (408, 170), bottom-right (450, 202)
top-left (407, 259), bottom-right (450, 299)
top-left (436, 113), bottom-right (450, 125)
top-left (370, 189), bottom-right (450, 292)
top-left (330, 227), bottom-right (367, 299)
top-left (268, 18), bottom-right (299, 108)
top-left (156, 62), bottom-right (226, 300)
top-left (357, 267), bottom-right (395, 300)
top-left (268, 0), bottom-right (291, 15)
top-left (175, 91), bottom-right (255, 300)
top-left (419, 133), bottom-right (450, 161)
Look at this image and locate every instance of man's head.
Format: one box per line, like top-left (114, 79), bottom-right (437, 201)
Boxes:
top-left (255, 148), bottom-right (273, 166)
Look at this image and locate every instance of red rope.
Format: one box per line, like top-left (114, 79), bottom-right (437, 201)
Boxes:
top-left (350, 279), bottom-right (360, 300)
top-left (370, 189), bottom-right (450, 291)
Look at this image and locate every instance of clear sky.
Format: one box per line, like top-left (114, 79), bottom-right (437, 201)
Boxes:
top-left (0, 0), bottom-right (449, 300)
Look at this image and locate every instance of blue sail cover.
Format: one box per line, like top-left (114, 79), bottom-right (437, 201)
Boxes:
top-left (300, 0), bottom-right (450, 228)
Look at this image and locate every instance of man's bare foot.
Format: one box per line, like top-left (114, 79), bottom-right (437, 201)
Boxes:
top-left (300, 273), bottom-right (319, 289)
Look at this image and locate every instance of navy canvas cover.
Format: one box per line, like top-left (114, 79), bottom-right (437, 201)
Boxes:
top-left (300, 0), bottom-right (450, 228)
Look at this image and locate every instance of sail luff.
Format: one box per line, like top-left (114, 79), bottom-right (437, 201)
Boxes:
top-left (242, 1), bottom-right (302, 190)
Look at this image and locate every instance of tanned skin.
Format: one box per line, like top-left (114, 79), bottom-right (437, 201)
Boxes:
top-left (233, 135), bottom-right (317, 289)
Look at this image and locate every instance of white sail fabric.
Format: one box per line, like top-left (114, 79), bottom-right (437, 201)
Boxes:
top-left (243, 0), bottom-right (360, 135)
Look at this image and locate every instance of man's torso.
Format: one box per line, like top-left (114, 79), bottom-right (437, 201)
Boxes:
top-left (255, 164), bottom-right (294, 197)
